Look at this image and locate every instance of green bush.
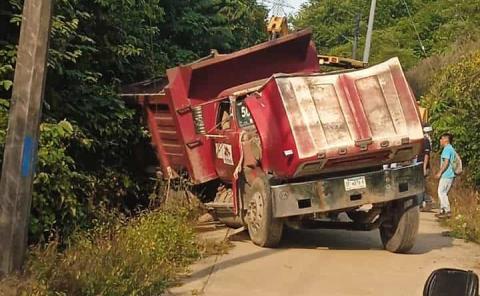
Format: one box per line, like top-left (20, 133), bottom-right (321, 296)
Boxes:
top-left (19, 210), bottom-right (199, 296)
top-left (31, 120), bottom-right (94, 241)
top-left (0, 0), bottom-right (268, 244)
top-left (292, 0), bottom-right (480, 69)
top-left (422, 50), bottom-right (480, 186)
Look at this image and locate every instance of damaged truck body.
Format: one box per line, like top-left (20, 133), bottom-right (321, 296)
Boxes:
top-left (127, 29), bottom-right (425, 253)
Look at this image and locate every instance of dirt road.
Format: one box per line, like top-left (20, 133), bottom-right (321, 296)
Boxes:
top-left (168, 213), bottom-right (480, 296)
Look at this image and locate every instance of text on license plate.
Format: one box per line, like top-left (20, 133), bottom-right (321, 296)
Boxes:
top-left (344, 176), bottom-right (366, 191)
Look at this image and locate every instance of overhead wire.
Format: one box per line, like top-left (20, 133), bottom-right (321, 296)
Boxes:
top-left (400, 0), bottom-right (427, 57)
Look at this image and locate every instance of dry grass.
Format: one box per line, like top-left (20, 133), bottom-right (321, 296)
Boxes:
top-left (0, 183), bottom-right (232, 296)
top-left (444, 177), bottom-right (480, 242)
top-left (0, 209), bottom-right (200, 296)
top-left (406, 38), bottom-right (480, 96)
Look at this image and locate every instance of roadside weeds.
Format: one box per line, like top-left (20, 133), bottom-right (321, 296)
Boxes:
top-left (426, 159), bottom-right (480, 243)
top-left (0, 205), bottom-right (231, 296)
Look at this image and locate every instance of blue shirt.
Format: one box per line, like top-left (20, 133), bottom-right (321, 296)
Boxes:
top-left (440, 144), bottom-right (456, 179)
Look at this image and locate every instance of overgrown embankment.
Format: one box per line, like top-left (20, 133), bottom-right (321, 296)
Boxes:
top-left (425, 165), bottom-right (480, 243)
top-left (417, 47), bottom-right (480, 242)
top-left (0, 205), bottom-right (228, 296)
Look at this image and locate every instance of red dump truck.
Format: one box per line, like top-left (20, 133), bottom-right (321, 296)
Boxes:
top-left (126, 29), bottom-right (425, 253)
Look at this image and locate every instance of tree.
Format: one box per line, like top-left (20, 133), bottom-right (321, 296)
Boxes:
top-left (292, 0), bottom-right (480, 68)
top-left (0, 0), bottom-right (268, 242)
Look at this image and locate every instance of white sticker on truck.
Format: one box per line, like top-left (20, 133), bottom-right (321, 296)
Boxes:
top-left (222, 144), bottom-right (234, 165)
top-left (215, 143), bottom-right (224, 159)
top-left (215, 143), bottom-right (234, 165)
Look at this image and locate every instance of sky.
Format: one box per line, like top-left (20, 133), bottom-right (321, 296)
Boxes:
top-left (288, 0), bottom-right (308, 14)
top-left (258, 0), bottom-right (308, 15)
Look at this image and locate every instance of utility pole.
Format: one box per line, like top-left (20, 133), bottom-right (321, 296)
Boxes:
top-left (0, 0), bottom-right (52, 275)
top-left (363, 0), bottom-right (377, 64)
top-left (352, 13), bottom-right (361, 60)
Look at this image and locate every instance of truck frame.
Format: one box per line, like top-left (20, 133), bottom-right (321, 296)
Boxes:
top-left (125, 29), bottom-right (425, 253)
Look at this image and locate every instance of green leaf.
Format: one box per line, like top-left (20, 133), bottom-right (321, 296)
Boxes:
top-left (1, 80), bottom-right (13, 91)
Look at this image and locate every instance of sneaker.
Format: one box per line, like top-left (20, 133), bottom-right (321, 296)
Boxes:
top-left (436, 211), bottom-right (452, 219)
top-left (421, 202), bottom-right (433, 212)
top-left (435, 209), bottom-right (446, 218)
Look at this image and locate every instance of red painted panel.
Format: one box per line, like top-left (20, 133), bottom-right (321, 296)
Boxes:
top-left (247, 58), bottom-right (424, 179)
top-left (158, 29), bottom-right (320, 183)
top-left (133, 30), bottom-right (422, 184)
top-left (188, 30), bottom-right (319, 99)
top-left (165, 68), bottom-right (218, 184)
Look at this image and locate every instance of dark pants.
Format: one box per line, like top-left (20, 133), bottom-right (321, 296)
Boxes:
top-left (417, 192), bottom-right (433, 208)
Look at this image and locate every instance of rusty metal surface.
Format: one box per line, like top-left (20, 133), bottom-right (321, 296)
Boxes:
top-left (127, 30), bottom-right (423, 189)
top-left (246, 57), bottom-right (424, 179)
top-left (276, 57), bottom-right (421, 160)
top-left (186, 29), bottom-right (319, 100)
top-left (143, 95), bottom-right (187, 172)
top-left (270, 163), bottom-right (424, 218)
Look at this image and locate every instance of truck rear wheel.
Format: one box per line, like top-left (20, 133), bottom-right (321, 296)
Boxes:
top-left (246, 177), bottom-right (283, 247)
top-left (380, 199), bottom-right (420, 253)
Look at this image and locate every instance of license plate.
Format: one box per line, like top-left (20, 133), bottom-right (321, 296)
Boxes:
top-left (344, 176), bottom-right (366, 191)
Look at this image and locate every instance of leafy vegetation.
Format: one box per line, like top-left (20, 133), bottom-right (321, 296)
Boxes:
top-left (1, 209), bottom-right (201, 296)
top-left (417, 47), bottom-right (480, 242)
top-left (0, 0), bottom-right (267, 242)
top-left (293, 0), bottom-right (480, 69)
top-left (422, 49), bottom-right (480, 185)
top-left (294, 0), bottom-right (480, 184)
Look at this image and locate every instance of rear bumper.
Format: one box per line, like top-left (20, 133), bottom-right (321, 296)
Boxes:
top-left (271, 163), bottom-right (424, 218)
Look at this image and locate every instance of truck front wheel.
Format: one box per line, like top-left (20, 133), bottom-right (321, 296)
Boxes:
top-left (246, 177), bottom-right (283, 247)
top-left (379, 199), bottom-right (420, 253)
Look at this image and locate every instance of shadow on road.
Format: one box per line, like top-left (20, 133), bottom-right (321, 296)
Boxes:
top-left (183, 248), bottom-right (282, 285)
top-left (411, 232), bottom-right (454, 254)
top-left (179, 216), bottom-right (455, 290)
top-left (280, 227), bottom-right (383, 250)
top-left (279, 227), bottom-right (454, 254)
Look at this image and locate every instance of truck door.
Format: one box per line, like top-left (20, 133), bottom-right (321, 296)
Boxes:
top-left (213, 99), bottom-right (241, 181)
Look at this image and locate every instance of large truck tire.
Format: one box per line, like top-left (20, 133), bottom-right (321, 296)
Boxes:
top-left (379, 199), bottom-right (420, 253)
top-left (246, 176), bottom-right (283, 247)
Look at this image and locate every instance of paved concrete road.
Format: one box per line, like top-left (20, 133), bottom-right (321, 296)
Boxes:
top-left (168, 213), bottom-right (480, 296)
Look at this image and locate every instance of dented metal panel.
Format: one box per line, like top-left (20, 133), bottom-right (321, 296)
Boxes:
top-left (274, 58), bottom-right (422, 160)
top-left (277, 76), bottom-right (355, 159)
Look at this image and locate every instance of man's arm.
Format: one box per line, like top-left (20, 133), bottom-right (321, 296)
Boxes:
top-left (423, 153), bottom-right (430, 176)
top-left (435, 158), bottom-right (450, 179)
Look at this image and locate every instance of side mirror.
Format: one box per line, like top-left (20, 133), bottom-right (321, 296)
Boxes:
top-left (424, 268), bottom-right (479, 296)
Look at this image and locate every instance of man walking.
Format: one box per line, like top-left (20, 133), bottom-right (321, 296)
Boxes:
top-left (435, 133), bottom-right (456, 218)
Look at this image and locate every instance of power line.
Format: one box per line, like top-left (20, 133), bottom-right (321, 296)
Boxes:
top-left (400, 0), bottom-right (427, 56)
top-left (260, 0), bottom-right (294, 16)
